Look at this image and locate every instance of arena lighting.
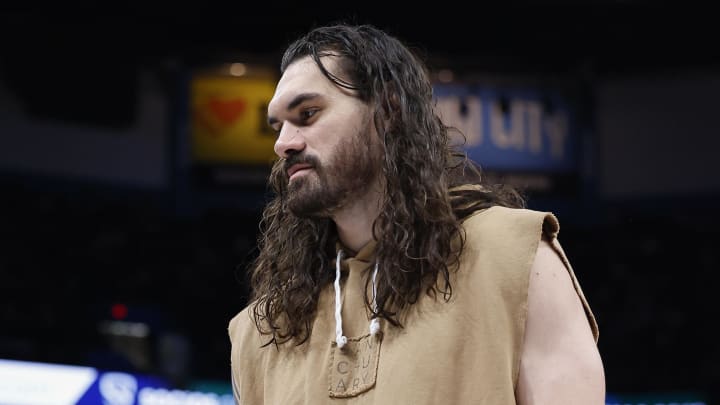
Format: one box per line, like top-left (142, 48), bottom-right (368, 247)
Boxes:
top-left (111, 303), bottom-right (129, 320)
top-left (229, 63), bottom-right (247, 77)
top-left (98, 320), bottom-right (150, 338)
top-left (437, 69), bottom-right (454, 83)
top-left (0, 359), bottom-right (97, 405)
top-left (0, 359), bottom-right (235, 405)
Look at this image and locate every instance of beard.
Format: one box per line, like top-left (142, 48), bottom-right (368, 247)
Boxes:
top-left (282, 121), bottom-right (381, 218)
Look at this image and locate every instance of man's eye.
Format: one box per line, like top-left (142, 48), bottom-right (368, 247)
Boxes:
top-left (300, 109), bottom-right (318, 121)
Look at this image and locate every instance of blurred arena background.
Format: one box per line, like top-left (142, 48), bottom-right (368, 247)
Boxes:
top-left (0, 4), bottom-right (718, 404)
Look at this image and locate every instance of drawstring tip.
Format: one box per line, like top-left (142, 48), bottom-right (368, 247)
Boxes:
top-left (369, 318), bottom-right (380, 335)
top-left (336, 335), bottom-right (348, 349)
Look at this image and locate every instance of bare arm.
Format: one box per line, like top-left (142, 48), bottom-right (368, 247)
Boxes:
top-left (515, 239), bottom-right (605, 404)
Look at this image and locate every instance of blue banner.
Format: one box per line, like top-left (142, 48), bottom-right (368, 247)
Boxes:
top-left (433, 84), bottom-right (578, 172)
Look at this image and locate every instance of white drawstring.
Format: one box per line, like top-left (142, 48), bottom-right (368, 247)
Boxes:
top-left (334, 250), bottom-right (347, 348)
top-left (369, 262), bottom-right (381, 336)
top-left (334, 250), bottom-right (382, 349)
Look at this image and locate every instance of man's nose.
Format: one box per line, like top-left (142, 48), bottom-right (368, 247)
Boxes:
top-left (273, 123), bottom-right (306, 158)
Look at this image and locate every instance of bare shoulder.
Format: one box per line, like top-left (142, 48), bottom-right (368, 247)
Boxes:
top-left (515, 238), bottom-right (605, 404)
top-left (527, 239), bottom-right (592, 327)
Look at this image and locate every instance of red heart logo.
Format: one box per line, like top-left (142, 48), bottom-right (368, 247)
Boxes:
top-left (207, 98), bottom-right (247, 125)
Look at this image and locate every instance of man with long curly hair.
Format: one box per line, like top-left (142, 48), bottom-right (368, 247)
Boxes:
top-left (228, 23), bottom-right (605, 404)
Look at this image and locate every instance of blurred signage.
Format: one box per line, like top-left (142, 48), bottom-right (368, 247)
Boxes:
top-left (433, 84), bottom-right (578, 172)
top-left (191, 70), bottom-right (277, 166)
top-left (605, 392), bottom-right (707, 405)
top-left (0, 359), bottom-right (234, 405)
top-left (0, 359), bottom-right (97, 405)
top-left (0, 358), bottom-right (708, 405)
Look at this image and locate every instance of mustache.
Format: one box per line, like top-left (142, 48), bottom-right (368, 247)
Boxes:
top-left (283, 153), bottom-right (320, 174)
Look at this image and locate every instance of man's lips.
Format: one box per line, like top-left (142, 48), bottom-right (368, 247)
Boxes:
top-left (287, 163), bottom-right (313, 179)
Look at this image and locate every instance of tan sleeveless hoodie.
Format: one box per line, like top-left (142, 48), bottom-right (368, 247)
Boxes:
top-left (228, 206), bottom-right (599, 404)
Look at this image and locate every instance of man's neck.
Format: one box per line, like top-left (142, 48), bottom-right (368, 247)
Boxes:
top-left (332, 185), bottom-right (383, 254)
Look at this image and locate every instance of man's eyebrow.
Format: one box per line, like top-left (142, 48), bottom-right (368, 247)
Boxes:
top-left (267, 92), bottom-right (322, 126)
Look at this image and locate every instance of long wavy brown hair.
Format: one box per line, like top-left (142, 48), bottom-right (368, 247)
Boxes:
top-left (250, 24), bottom-right (525, 346)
